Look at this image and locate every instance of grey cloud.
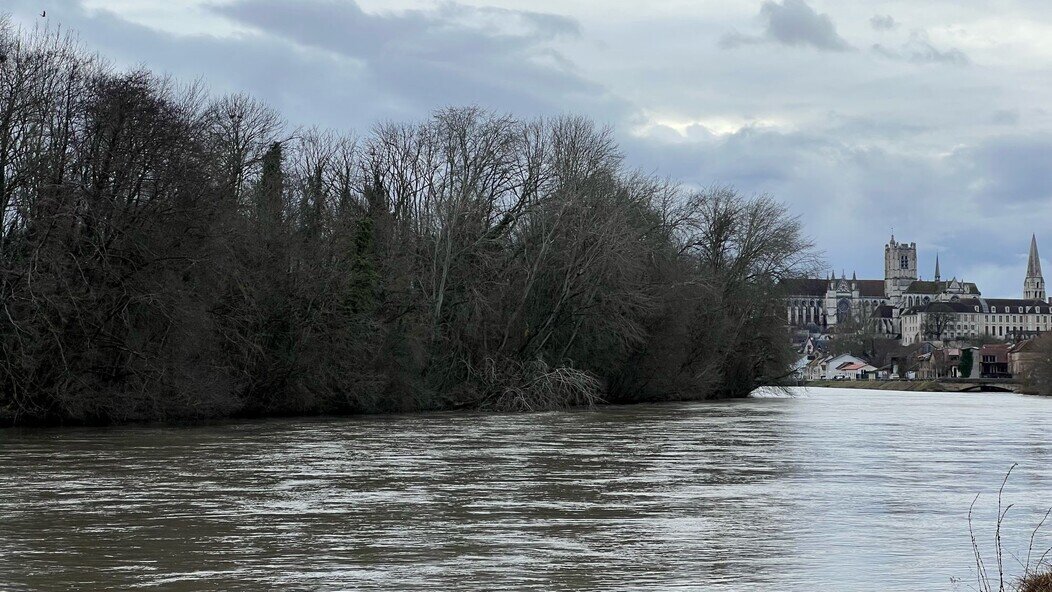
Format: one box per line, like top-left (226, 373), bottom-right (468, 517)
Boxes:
top-left (869, 14), bottom-right (897, 31)
top-left (208, 0), bottom-right (611, 119)
top-left (3, 0), bottom-right (404, 126)
top-left (722, 0), bottom-right (852, 51)
top-left (948, 136), bottom-right (1052, 204)
top-left (906, 42), bottom-right (969, 65)
top-left (7, 0), bottom-right (628, 129)
top-left (4, 0), bottom-right (1043, 297)
top-left (718, 31), bottom-right (761, 49)
top-left (872, 32), bottom-right (969, 65)
top-left (621, 127), bottom-right (932, 275)
top-left (991, 109), bottom-right (1019, 125)
top-left (620, 127), bottom-right (1052, 295)
top-left (761, 0), bottom-right (851, 50)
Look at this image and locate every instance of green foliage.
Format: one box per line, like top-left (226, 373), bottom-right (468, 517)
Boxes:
top-left (958, 348), bottom-right (974, 378)
top-left (257, 142), bottom-right (284, 228)
top-left (346, 216), bottom-right (380, 314)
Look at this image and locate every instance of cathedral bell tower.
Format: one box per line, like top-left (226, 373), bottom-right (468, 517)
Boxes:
top-left (1024, 234), bottom-right (1046, 301)
top-left (884, 235), bottom-right (917, 303)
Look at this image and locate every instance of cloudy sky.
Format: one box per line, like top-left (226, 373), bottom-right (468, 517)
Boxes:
top-left (7, 0), bottom-right (1052, 296)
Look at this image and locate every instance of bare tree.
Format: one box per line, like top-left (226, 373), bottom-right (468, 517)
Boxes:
top-left (0, 22), bottom-right (823, 424)
top-left (922, 309), bottom-right (953, 342)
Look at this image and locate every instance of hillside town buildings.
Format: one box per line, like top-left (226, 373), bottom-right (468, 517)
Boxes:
top-left (786, 234), bottom-right (1051, 383)
top-left (785, 234), bottom-right (1048, 345)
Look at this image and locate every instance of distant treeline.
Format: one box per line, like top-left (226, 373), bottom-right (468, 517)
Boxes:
top-left (0, 22), bottom-right (819, 425)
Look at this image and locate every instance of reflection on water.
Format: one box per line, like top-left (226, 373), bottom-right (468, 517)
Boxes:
top-left (2, 387), bottom-right (1051, 591)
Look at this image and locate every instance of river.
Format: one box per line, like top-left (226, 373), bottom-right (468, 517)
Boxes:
top-left (2, 387), bottom-right (1051, 591)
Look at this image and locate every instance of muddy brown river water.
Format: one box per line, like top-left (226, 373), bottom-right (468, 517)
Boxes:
top-left (2, 387), bottom-right (1051, 591)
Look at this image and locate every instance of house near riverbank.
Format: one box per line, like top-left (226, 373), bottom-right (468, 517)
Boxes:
top-left (1009, 336), bottom-right (1050, 384)
top-left (980, 344), bottom-right (1011, 378)
top-left (915, 347), bottom-right (980, 379)
top-left (805, 353), bottom-right (876, 380)
top-left (834, 361), bottom-right (879, 380)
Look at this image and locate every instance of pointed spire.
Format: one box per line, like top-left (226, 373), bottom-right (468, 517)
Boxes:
top-left (1027, 234), bottom-right (1042, 278)
top-left (852, 270), bottom-right (857, 281)
top-left (934, 254), bottom-right (941, 282)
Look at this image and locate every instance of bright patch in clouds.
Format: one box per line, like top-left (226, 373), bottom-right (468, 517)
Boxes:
top-left (637, 114), bottom-right (792, 138)
top-left (6, 0), bottom-right (1052, 297)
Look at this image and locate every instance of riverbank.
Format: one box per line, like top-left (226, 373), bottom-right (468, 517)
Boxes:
top-left (804, 380), bottom-right (1019, 393)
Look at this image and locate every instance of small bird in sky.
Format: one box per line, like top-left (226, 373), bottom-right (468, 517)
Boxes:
top-left (41, 10), bottom-right (47, 17)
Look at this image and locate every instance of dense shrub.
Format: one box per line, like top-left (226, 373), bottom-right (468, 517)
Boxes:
top-left (0, 22), bottom-right (818, 424)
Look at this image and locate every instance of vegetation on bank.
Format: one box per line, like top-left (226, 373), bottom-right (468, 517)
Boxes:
top-left (0, 22), bottom-right (819, 425)
top-left (966, 465), bottom-right (1052, 592)
top-left (1018, 334), bottom-right (1052, 396)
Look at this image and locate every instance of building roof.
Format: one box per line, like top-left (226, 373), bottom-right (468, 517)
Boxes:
top-left (901, 299), bottom-right (983, 315)
top-left (856, 280), bottom-right (886, 297)
top-left (1010, 337), bottom-right (1047, 354)
top-left (900, 298), bottom-right (1052, 316)
top-left (979, 299), bottom-right (1052, 314)
top-left (781, 277), bottom-right (886, 298)
top-left (904, 280), bottom-right (981, 295)
top-left (781, 278), bottom-right (828, 297)
top-left (894, 342), bottom-right (926, 358)
top-left (929, 348), bottom-right (962, 365)
top-left (980, 344), bottom-right (1010, 363)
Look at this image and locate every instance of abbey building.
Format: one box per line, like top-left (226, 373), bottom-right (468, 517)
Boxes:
top-left (784, 235), bottom-right (1049, 345)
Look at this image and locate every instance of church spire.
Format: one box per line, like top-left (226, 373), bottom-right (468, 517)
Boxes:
top-left (1024, 234), bottom-right (1046, 301)
top-left (934, 254), bottom-right (941, 282)
top-left (1028, 234), bottom-right (1042, 277)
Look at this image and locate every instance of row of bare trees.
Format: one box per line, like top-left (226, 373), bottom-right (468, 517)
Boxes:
top-left (0, 22), bottom-right (819, 424)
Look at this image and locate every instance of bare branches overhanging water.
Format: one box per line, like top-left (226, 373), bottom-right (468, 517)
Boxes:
top-left (0, 23), bottom-right (819, 425)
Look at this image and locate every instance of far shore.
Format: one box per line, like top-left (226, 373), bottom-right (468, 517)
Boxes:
top-left (803, 379), bottom-right (1022, 393)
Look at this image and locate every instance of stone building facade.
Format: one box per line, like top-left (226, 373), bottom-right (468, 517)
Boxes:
top-left (785, 234), bottom-right (1045, 343)
top-left (784, 235), bottom-right (980, 335)
top-left (900, 298), bottom-right (1052, 345)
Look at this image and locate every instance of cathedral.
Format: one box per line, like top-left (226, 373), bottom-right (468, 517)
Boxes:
top-left (784, 235), bottom-right (1046, 341)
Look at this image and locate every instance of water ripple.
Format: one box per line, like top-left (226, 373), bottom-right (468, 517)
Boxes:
top-left (1, 387), bottom-right (1051, 591)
